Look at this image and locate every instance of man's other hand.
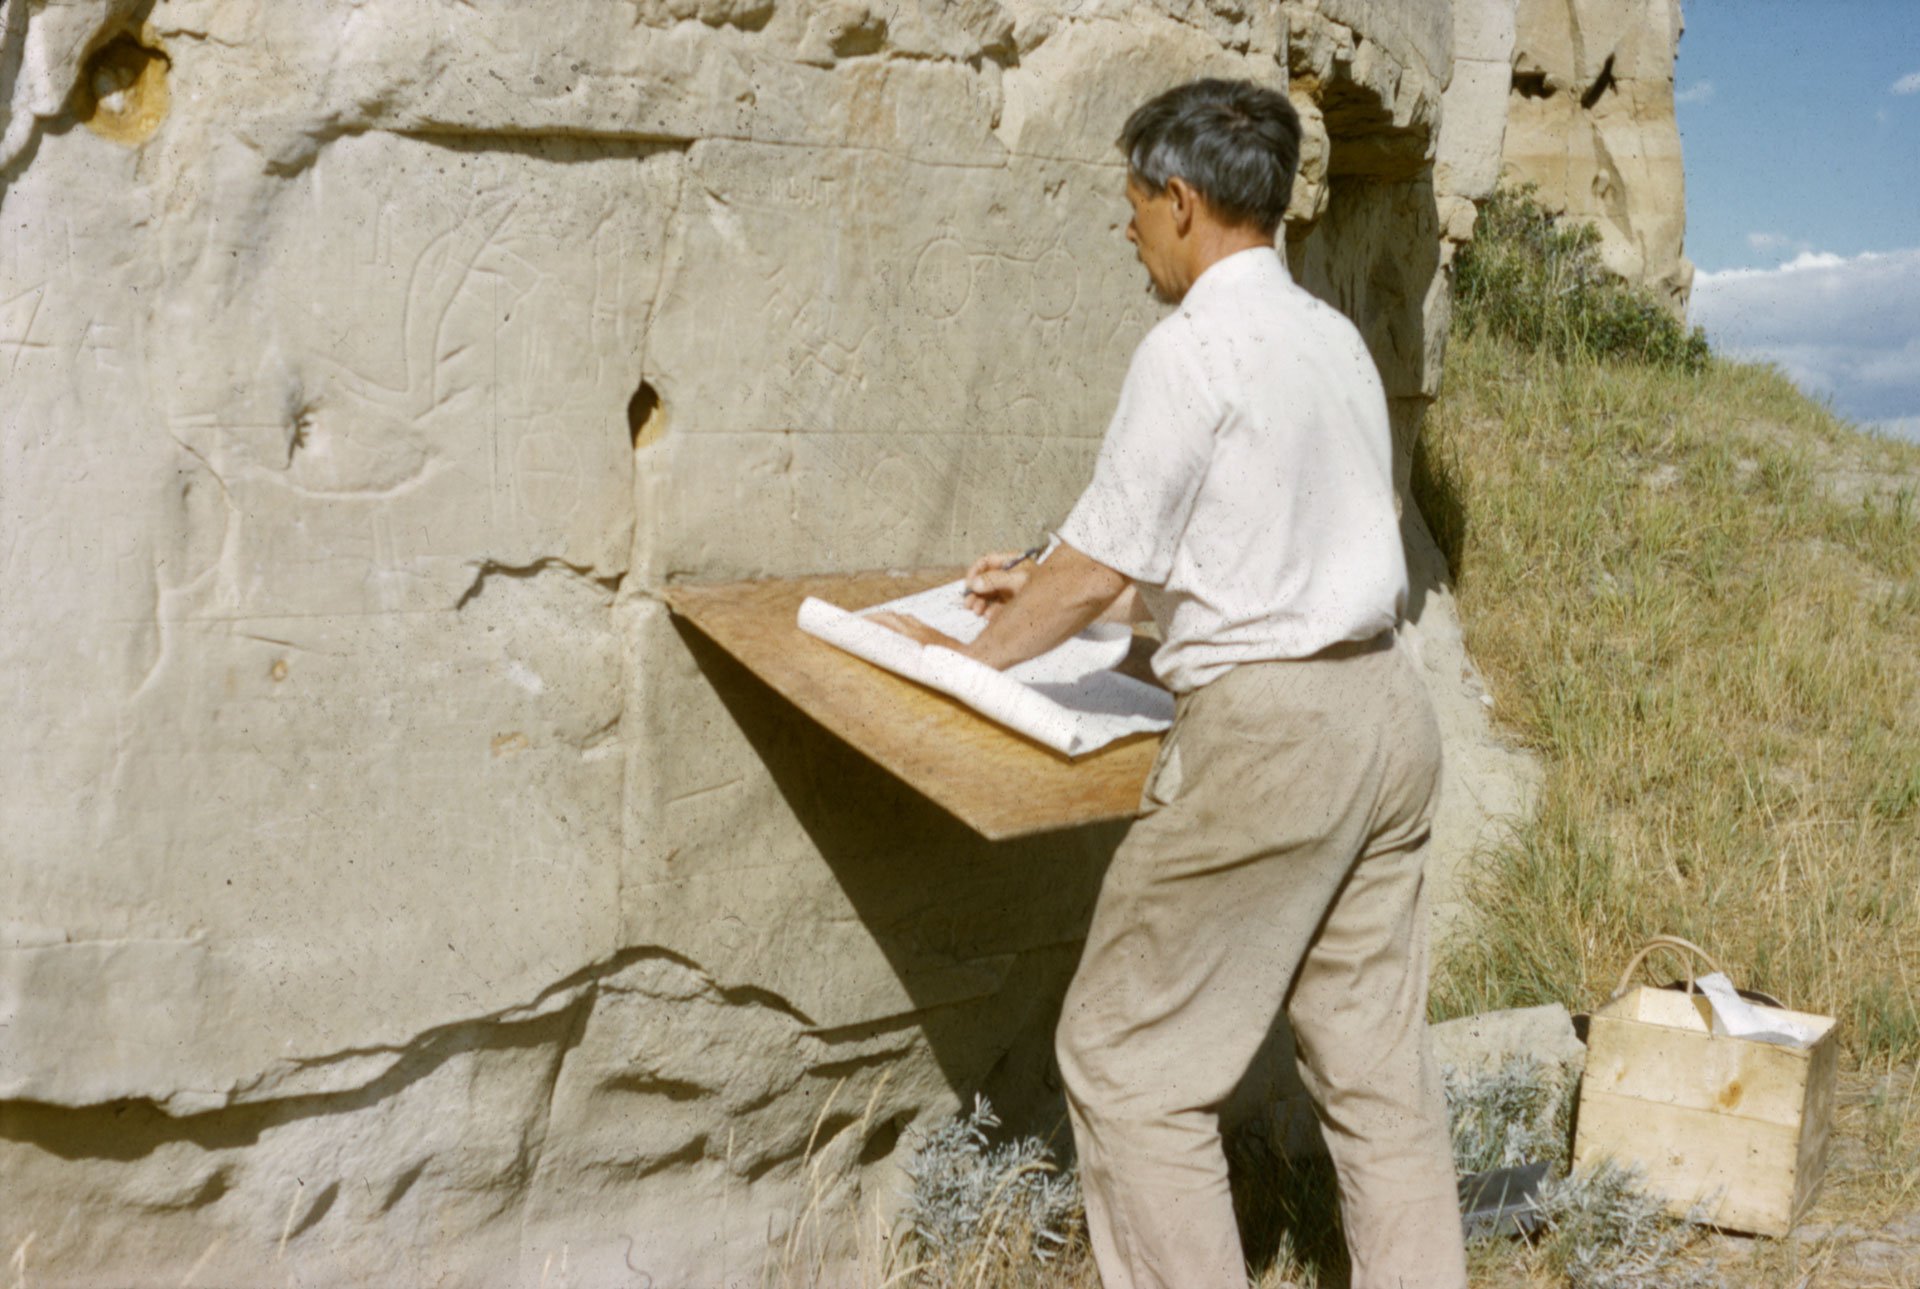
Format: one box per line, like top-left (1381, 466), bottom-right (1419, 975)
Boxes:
top-left (963, 552), bottom-right (1033, 617)
top-left (867, 611), bottom-right (966, 651)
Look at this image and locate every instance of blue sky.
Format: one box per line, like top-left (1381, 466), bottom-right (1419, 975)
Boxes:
top-left (1677, 1), bottom-right (1920, 439)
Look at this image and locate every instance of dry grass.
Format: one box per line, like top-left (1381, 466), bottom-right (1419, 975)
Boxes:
top-left (1714, 1065), bottom-right (1920, 1286)
top-left (1418, 329), bottom-right (1920, 1066)
top-left (763, 1131), bottom-right (1347, 1289)
top-left (759, 1082), bottom-right (1102, 1289)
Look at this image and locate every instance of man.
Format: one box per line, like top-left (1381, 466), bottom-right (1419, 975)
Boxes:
top-left (874, 79), bottom-right (1468, 1289)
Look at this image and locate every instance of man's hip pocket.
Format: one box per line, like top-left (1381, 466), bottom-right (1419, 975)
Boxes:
top-left (1138, 735), bottom-right (1184, 814)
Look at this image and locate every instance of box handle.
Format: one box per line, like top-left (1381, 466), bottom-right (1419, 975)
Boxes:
top-left (1611, 935), bottom-right (1724, 1001)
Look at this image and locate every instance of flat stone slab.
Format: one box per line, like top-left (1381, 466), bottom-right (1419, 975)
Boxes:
top-left (1432, 1003), bottom-right (1588, 1077)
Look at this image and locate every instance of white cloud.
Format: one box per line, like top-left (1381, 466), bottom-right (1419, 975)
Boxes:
top-left (1892, 70), bottom-right (1920, 95)
top-left (1776, 250), bottom-right (1846, 272)
top-left (1691, 246), bottom-right (1920, 435)
top-left (1675, 80), bottom-right (1715, 105)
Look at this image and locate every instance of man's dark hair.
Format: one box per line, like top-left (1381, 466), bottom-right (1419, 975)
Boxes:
top-left (1120, 79), bottom-right (1301, 236)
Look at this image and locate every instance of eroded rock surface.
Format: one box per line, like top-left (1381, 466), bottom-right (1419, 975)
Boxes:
top-left (3, 1), bottom-right (1556, 1281)
top-left (1499, 0), bottom-right (1693, 306)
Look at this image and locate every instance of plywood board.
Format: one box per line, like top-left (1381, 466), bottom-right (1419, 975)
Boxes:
top-left (663, 569), bottom-right (1166, 841)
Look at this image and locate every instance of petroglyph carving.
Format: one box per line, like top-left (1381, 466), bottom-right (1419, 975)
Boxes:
top-left (910, 233), bottom-right (974, 320)
top-left (1028, 244), bottom-right (1081, 321)
top-left (0, 284), bottom-right (47, 375)
top-left (319, 191), bottom-right (525, 423)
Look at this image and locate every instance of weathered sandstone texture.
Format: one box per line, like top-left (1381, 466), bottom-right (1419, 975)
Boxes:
top-left (3, 0), bottom-right (1552, 1282)
top-left (1499, 0), bottom-right (1693, 306)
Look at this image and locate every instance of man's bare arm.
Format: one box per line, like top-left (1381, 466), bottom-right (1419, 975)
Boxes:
top-left (869, 542), bottom-right (1130, 670)
top-left (1101, 583), bottom-right (1150, 625)
top-left (961, 542), bottom-right (1128, 669)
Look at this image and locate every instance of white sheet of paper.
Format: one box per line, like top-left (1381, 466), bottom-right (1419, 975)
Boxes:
top-left (1695, 972), bottom-right (1824, 1048)
top-left (795, 580), bottom-right (1174, 758)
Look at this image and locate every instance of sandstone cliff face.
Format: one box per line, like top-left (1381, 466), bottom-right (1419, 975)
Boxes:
top-left (3, 1), bottom-right (1535, 1282)
top-left (1499, 0), bottom-right (1692, 306)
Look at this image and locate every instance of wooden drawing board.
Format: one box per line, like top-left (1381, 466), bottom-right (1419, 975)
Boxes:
top-left (663, 569), bottom-right (1166, 841)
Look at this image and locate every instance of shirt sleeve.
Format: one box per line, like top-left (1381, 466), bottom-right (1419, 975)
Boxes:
top-left (1056, 320), bottom-right (1222, 585)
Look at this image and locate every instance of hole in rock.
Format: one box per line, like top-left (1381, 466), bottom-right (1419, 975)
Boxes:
top-left (858, 1112), bottom-right (912, 1166)
top-left (1580, 55), bottom-right (1618, 110)
top-left (1512, 70), bottom-right (1554, 100)
top-left (726, 0), bottom-right (777, 33)
top-left (78, 31), bottom-right (171, 145)
top-left (831, 14), bottom-right (889, 58)
top-left (627, 379), bottom-right (665, 450)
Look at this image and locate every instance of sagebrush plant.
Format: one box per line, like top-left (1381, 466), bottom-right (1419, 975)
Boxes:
top-left (898, 1096), bottom-right (1088, 1285)
top-left (1531, 1162), bottom-right (1722, 1289)
top-left (1446, 1056), bottom-right (1580, 1174)
top-left (1445, 1062), bottom-right (1716, 1283)
top-left (883, 1066), bottom-right (1714, 1288)
top-left (1452, 186), bottom-right (1710, 372)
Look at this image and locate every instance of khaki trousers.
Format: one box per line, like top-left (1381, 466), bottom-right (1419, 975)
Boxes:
top-left (1056, 638), bottom-right (1467, 1289)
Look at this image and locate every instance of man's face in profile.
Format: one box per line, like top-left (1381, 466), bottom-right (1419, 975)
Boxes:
top-left (1124, 173), bottom-right (1184, 305)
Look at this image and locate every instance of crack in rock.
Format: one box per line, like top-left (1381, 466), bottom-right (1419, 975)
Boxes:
top-left (1, 944), bottom-right (820, 1145)
top-left (454, 557), bottom-right (626, 610)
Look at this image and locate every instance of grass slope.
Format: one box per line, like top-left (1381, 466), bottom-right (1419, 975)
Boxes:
top-left (1419, 329), bottom-right (1920, 1064)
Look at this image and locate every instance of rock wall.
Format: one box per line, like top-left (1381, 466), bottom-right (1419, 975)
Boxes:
top-left (1499, 0), bottom-right (1693, 306)
top-left (2, 1), bottom-right (1541, 1283)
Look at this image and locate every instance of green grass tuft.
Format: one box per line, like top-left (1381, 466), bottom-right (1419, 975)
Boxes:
top-left (1452, 186), bottom-right (1709, 372)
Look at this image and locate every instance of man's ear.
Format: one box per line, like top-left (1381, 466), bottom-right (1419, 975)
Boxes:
top-left (1165, 176), bottom-right (1199, 236)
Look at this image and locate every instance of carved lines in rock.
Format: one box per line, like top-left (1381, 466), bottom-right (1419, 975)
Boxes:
top-left (909, 235), bottom-right (973, 320)
top-left (324, 193), bottom-right (525, 422)
top-left (905, 232), bottom-right (1085, 328)
top-left (1029, 244), bottom-right (1081, 321)
top-left (0, 284), bottom-right (47, 375)
top-left (513, 428), bottom-right (584, 524)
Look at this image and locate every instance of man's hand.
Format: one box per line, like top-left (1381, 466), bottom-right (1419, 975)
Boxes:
top-left (964, 542), bottom-right (1129, 671)
top-left (866, 611), bottom-right (965, 651)
top-left (869, 543), bottom-right (1130, 670)
top-left (963, 551), bottom-right (1033, 618)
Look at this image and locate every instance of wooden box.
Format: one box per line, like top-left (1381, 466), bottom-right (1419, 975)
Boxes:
top-left (1573, 985), bottom-right (1839, 1236)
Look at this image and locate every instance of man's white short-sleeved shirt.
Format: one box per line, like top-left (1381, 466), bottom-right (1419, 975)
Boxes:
top-left (1057, 246), bottom-right (1406, 694)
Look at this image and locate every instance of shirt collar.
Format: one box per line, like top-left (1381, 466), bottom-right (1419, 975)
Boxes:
top-left (1184, 244), bottom-right (1290, 306)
